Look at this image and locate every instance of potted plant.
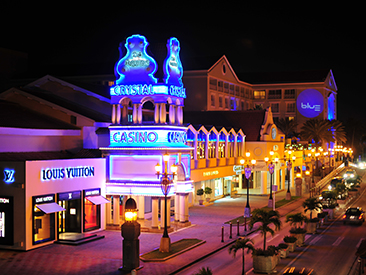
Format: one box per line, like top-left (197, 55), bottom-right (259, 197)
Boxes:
top-left (277, 243), bottom-right (289, 258)
top-left (249, 208), bottom-right (282, 274)
top-left (204, 186), bottom-right (212, 202)
top-left (303, 197), bottom-right (322, 234)
top-left (228, 237), bottom-right (254, 275)
top-left (196, 188), bottom-right (204, 205)
top-left (283, 235), bottom-right (297, 252)
top-left (286, 213), bottom-right (307, 246)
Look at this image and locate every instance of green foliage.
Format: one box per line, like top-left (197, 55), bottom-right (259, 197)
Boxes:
top-left (302, 197), bottom-right (322, 220)
top-left (229, 237), bottom-right (254, 275)
top-left (204, 187), bottom-right (212, 195)
top-left (196, 188), bottom-right (204, 196)
top-left (193, 267), bottom-right (213, 275)
top-left (286, 212), bottom-right (308, 229)
top-left (252, 245), bottom-right (279, 256)
top-left (249, 208), bottom-right (282, 251)
top-left (283, 235), bottom-right (297, 243)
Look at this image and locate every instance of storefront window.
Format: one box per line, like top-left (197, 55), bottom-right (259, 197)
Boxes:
top-left (197, 131), bottom-right (206, 159)
top-left (208, 142), bottom-right (216, 158)
top-left (214, 178), bottom-right (223, 196)
top-left (218, 133), bottom-right (226, 158)
top-left (33, 194), bottom-right (58, 245)
top-left (83, 189), bottom-right (101, 232)
top-left (228, 133), bottom-right (235, 157)
top-left (0, 196), bottom-right (13, 245)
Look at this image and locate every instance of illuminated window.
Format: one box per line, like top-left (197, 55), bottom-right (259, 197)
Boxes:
top-left (228, 134), bottom-right (235, 157)
top-left (237, 135), bottom-right (243, 157)
top-left (108, 81), bottom-right (115, 86)
top-left (197, 131), bottom-right (206, 159)
top-left (230, 98), bottom-right (236, 110)
top-left (218, 133), bottom-right (226, 158)
top-left (268, 90), bottom-right (282, 99)
top-left (253, 90), bottom-right (265, 99)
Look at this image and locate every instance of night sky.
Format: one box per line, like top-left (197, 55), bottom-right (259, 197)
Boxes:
top-left (1, 3), bottom-right (365, 124)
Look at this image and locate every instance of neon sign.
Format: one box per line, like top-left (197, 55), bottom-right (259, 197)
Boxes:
top-left (109, 127), bottom-right (188, 147)
top-left (115, 34), bottom-right (157, 85)
top-left (3, 169), bottom-right (15, 184)
top-left (41, 166), bottom-right (95, 181)
top-left (164, 37), bottom-right (183, 87)
top-left (297, 89), bottom-right (324, 118)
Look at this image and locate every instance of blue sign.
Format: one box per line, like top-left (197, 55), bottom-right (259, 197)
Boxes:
top-left (3, 169), bottom-right (15, 184)
top-left (297, 89), bottom-right (324, 118)
top-left (115, 34), bottom-right (158, 85)
top-left (164, 37), bottom-right (183, 87)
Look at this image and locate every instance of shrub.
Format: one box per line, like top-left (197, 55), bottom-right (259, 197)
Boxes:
top-left (196, 188), bottom-right (204, 196)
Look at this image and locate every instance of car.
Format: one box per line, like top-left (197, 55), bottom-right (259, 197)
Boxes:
top-left (358, 162), bottom-right (366, 169)
top-left (343, 207), bottom-right (365, 225)
top-left (329, 176), bottom-right (345, 189)
top-left (343, 169), bottom-right (356, 180)
top-left (282, 267), bottom-right (316, 274)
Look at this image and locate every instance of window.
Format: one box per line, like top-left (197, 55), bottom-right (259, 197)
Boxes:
top-left (240, 87), bottom-right (245, 97)
top-left (83, 189), bottom-right (102, 232)
top-left (235, 86), bottom-right (240, 96)
top-left (286, 102), bottom-right (296, 113)
top-left (241, 101), bottom-right (245, 110)
top-left (230, 98), bottom-right (236, 110)
top-left (224, 83), bottom-right (229, 93)
top-left (218, 81), bottom-right (223, 92)
top-left (230, 84), bottom-right (234, 95)
top-left (210, 94), bottom-right (215, 107)
top-left (225, 98), bottom-right (229, 109)
top-left (268, 89), bottom-right (282, 99)
top-left (209, 78), bottom-right (217, 90)
top-left (219, 97), bottom-right (223, 108)
top-left (284, 89), bottom-right (296, 99)
top-left (33, 194), bottom-right (57, 245)
top-left (271, 103), bottom-right (279, 113)
top-left (253, 90), bottom-right (265, 99)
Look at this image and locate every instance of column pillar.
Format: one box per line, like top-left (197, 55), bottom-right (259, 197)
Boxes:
top-left (160, 103), bottom-right (166, 123)
top-left (169, 104), bottom-right (176, 124)
top-left (138, 104), bottom-right (142, 124)
top-left (261, 171), bottom-right (268, 194)
top-left (176, 106), bottom-right (183, 125)
top-left (179, 194), bottom-right (189, 223)
top-left (116, 104), bottom-right (121, 124)
top-left (112, 104), bottom-right (116, 124)
top-left (154, 103), bottom-right (160, 124)
top-left (113, 196), bottom-right (120, 225)
top-left (133, 104), bottom-right (138, 124)
top-left (151, 197), bottom-right (159, 228)
top-left (174, 194), bottom-right (180, 222)
top-left (121, 103), bottom-right (128, 124)
top-left (137, 196), bottom-right (145, 220)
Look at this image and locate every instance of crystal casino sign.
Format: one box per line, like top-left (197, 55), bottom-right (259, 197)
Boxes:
top-left (110, 35), bottom-right (186, 103)
top-left (296, 89), bottom-right (324, 118)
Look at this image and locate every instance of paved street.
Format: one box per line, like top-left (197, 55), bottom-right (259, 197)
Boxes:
top-left (0, 168), bottom-right (356, 275)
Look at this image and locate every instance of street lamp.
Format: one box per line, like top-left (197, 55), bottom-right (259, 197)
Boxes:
top-left (266, 151), bottom-right (275, 208)
top-left (155, 154), bottom-right (177, 253)
top-left (121, 197), bottom-right (141, 273)
top-left (241, 157), bottom-right (256, 229)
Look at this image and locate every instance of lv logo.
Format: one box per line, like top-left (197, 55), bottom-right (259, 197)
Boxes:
top-left (4, 169), bottom-right (15, 183)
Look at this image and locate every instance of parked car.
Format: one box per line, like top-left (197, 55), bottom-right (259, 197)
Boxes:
top-left (329, 176), bottom-right (345, 189)
top-left (343, 207), bottom-right (365, 225)
top-left (282, 266), bottom-right (316, 274)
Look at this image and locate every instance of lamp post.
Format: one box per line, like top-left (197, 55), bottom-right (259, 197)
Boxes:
top-left (121, 197), bottom-right (141, 273)
top-left (241, 156), bottom-right (256, 230)
top-left (265, 151), bottom-right (275, 208)
top-left (155, 154), bottom-right (177, 253)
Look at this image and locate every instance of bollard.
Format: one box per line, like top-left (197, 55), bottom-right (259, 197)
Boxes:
top-left (229, 222), bottom-right (232, 239)
top-left (237, 219), bottom-right (240, 236)
top-left (221, 226), bottom-right (224, 242)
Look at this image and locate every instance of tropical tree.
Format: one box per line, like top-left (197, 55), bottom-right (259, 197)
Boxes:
top-left (248, 208), bottom-right (282, 251)
top-left (192, 267), bottom-right (213, 275)
top-left (300, 119), bottom-right (334, 145)
top-left (302, 197), bottom-right (322, 220)
top-left (276, 118), bottom-right (298, 139)
top-left (228, 237), bottom-right (254, 275)
top-left (329, 119), bottom-right (347, 145)
top-left (285, 212), bottom-right (307, 231)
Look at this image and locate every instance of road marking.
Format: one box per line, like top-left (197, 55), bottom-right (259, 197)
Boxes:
top-left (305, 235), bottom-right (312, 242)
top-left (309, 236), bottom-right (322, 245)
top-left (357, 238), bottom-right (365, 248)
top-left (332, 236), bottom-right (344, 246)
top-left (268, 234), bottom-right (279, 243)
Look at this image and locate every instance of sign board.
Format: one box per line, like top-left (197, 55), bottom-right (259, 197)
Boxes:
top-left (297, 89), bottom-right (324, 118)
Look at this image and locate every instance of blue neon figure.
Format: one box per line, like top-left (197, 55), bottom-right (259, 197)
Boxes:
top-left (164, 37), bottom-right (183, 86)
top-left (115, 34), bottom-right (158, 85)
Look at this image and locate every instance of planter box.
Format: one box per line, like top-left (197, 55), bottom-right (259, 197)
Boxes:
top-left (279, 248), bottom-right (289, 258)
top-left (284, 242), bottom-right (296, 252)
top-left (306, 222), bottom-right (318, 234)
top-left (323, 209), bottom-right (334, 219)
top-left (252, 255), bottom-right (277, 274)
top-left (290, 232), bottom-right (306, 247)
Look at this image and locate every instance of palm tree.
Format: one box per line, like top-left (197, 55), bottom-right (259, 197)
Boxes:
top-left (285, 212), bottom-right (307, 230)
top-left (248, 208), bottom-right (282, 251)
top-left (228, 237), bottom-right (254, 275)
top-left (192, 267), bottom-right (213, 275)
top-left (302, 197), bottom-right (322, 220)
top-left (300, 119), bottom-right (334, 145)
top-left (276, 118), bottom-right (298, 140)
top-left (329, 119), bottom-right (347, 145)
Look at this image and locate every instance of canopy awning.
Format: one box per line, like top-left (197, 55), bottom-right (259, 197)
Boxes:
top-left (36, 203), bottom-right (66, 214)
top-left (86, 195), bottom-right (110, 205)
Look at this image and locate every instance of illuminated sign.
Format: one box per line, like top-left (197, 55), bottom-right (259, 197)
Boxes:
top-left (203, 170), bottom-right (219, 177)
top-left (164, 37), bottom-right (183, 87)
top-left (0, 198), bottom-right (9, 204)
top-left (34, 194), bottom-right (55, 204)
top-left (110, 35), bottom-right (186, 101)
top-left (3, 169), bottom-right (15, 184)
top-left (297, 89), bottom-right (324, 118)
top-left (115, 34), bottom-right (157, 85)
top-left (110, 127), bottom-right (187, 147)
top-left (41, 166), bottom-right (95, 181)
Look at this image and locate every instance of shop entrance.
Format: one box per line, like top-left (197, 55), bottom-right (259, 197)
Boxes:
top-left (57, 191), bottom-right (81, 234)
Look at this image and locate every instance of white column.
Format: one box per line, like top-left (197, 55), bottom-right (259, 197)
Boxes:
top-left (112, 104), bottom-right (116, 124)
top-left (106, 196), bottom-right (112, 225)
top-left (113, 196), bottom-right (120, 225)
top-left (160, 103), bottom-right (166, 123)
top-left (116, 104), bottom-right (121, 124)
top-left (133, 104), bottom-right (138, 124)
top-left (169, 104), bottom-right (175, 124)
top-left (138, 104), bottom-right (142, 124)
top-left (179, 194), bottom-right (189, 223)
top-left (154, 103), bottom-right (160, 124)
top-left (151, 197), bottom-right (159, 228)
top-left (121, 103), bottom-right (128, 124)
top-left (137, 196), bottom-right (145, 220)
top-left (176, 106), bottom-right (183, 125)
top-left (261, 171), bottom-right (268, 194)
top-left (166, 197), bottom-right (171, 227)
top-left (174, 194), bottom-right (180, 222)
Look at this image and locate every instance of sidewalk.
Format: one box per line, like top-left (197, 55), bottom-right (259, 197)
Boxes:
top-left (0, 188), bottom-right (312, 275)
